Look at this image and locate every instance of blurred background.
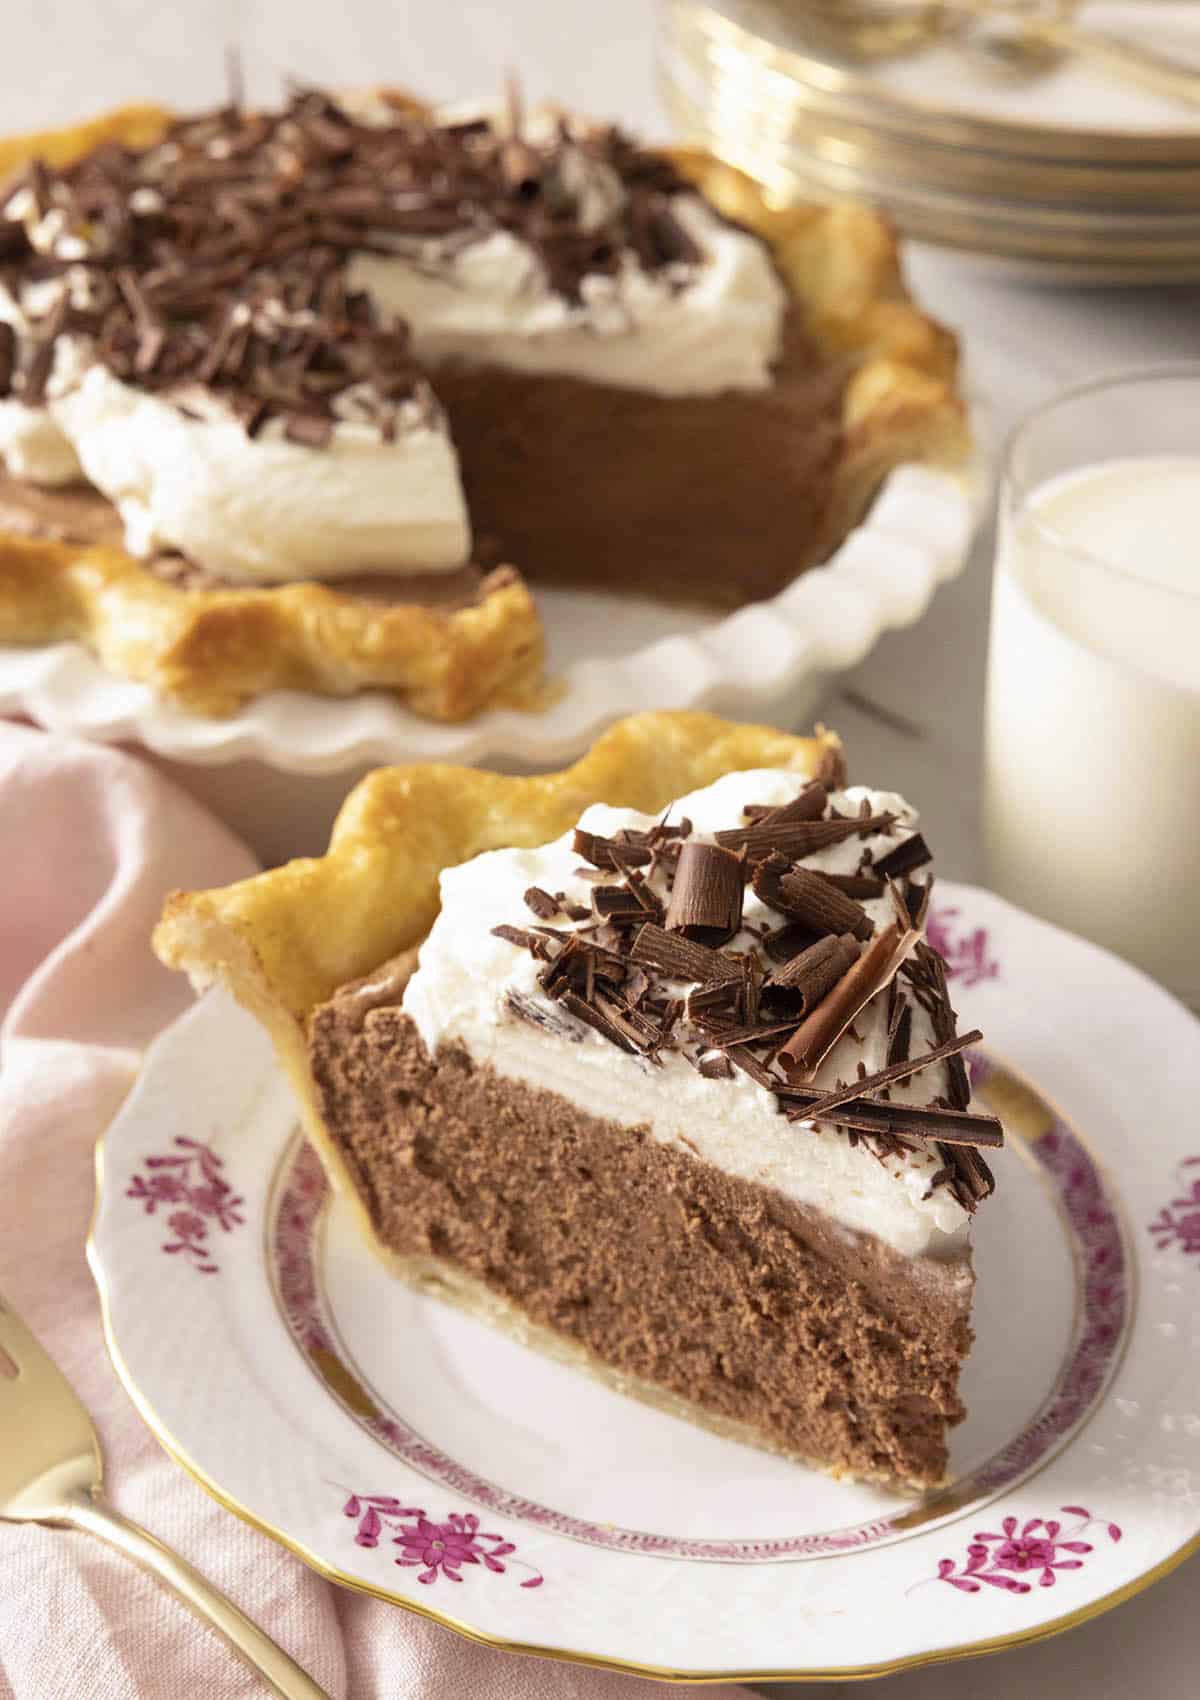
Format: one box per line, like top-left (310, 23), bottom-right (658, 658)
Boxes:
top-left (10, 0), bottom-right (1193, 886)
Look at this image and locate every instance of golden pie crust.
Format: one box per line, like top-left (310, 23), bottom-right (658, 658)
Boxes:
top-left (0, 100), bottom-right (965, 721)
top-left (154, 710), bottom-right (841, 1254)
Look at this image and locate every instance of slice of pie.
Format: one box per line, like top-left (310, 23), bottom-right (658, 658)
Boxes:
top-left (0, 89), bottom-right (965, 719)
top-left (155, 711), bottom-right (998, 1488)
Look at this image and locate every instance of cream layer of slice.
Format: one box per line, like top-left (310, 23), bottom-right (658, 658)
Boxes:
top-left (403, 768), bottom-right (973, 1262)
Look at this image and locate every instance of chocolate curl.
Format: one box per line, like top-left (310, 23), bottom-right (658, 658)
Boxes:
top-left (775, 917), bottom-right (921, 1079)
top-left (629, 923), bottom-right (741, 986)
top-left (766, 933), bottom-right (861, 1012)
top-left (763, 920), bottom-right (823, 963)
top-left (751, 857), bottom-right (874, 941)
top-left (665, 841), bottom-right (744, 946)
top-left (714, 813), bottom-right (895, 860)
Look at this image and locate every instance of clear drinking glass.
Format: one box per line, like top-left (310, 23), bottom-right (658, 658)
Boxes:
top-left (983, 365), bottom-right (1200, 1008)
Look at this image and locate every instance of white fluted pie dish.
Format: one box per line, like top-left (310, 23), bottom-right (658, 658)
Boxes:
top-left (0, 460), bottom-right (976, 859)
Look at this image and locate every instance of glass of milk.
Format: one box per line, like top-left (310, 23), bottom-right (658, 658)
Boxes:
top-left (983, 366), bottom-right (1200, 1008)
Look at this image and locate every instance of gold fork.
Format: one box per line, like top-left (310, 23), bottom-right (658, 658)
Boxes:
top-left (0, 1290), bottom-right (330, 1700)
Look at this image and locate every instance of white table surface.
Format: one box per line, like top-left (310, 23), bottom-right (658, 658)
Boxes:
top-left (8, 1), bottom-right (1198, 1691)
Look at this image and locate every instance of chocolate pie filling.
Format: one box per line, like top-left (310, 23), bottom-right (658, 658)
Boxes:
top-left (308, 967), bottom-right (974, 1489)
top-left (433, 308), bottom-right (849, 611)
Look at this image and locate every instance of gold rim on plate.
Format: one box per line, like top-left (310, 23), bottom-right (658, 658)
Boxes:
top-left (661, 72), bottom-right (1200, 276)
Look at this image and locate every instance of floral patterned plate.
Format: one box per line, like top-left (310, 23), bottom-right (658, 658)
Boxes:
top-left (88, 881), bottom-right (1200, 1682)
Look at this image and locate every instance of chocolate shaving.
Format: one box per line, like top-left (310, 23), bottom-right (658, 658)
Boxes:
top-left (559, 989), bottom-right (659, 1056)
top-left (886, 990), bottom-right (913, 1066)
top-left (0, 322), bottom-right (16, 397)
top-left (697, 1049), bottom-right (734, 1080)
top-left (766, 933), bottom-right (861, 1012)
top-left (523, 886), bottom-right (561, 920)
top-left (691, 1013), bottom-right (800, 1048)
top-left (751, 857), bottom-right (874, 941)
top-left (490, 923), bottom-right (555, 960)
top-left (941, 1145), bottom-right (996, 1208)
top-left (714, 814), bottom-right (895, 860)
top-left (793, 1097), bottom-right (1003, 1150)
top-left (873, 833), bottom-right (932, 882)
top-left (788, 1029), bottom-right (984, 1122)
top-left (904, 878), bottom-right (931, 925)
top-left (628, 923), bottom-right (740, 985)
top-left (685, 981), bottom-right (742, 1016)
top-left (819, 872), bottom-right (886, 899)
top-left (592, 884), bottom-right (659, 923)
top-left (743, 783), bottom-right (827, 826)
top-left (503, 989), bottom-right (582, 1039)
top-left (725, 1045), bottom-right (777, 1089)
top-left (776, 919), bottom-right (919, 1078)
top-left (905, 942), bottom-right (971, 1110)
top-left (664, 841), bottom-right (743, 945)
top-left (573, 828), bottom-right (653, 870)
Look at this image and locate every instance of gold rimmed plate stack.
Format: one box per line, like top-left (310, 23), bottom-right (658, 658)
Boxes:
top-left (659, 0), bottom-right (1200, 282)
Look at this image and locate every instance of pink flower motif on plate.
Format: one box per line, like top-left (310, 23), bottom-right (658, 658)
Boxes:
top-left (1149, 1158), bottom-right (1200, 1260)
top-left (344, 1494), bottom-right (543, 1589)
top-left (913, 1507), bottom-right (1121, 1596)
top-left (926, 906), bottom-right (1000, 988)
top-left (126, 1137), bottom-right (244, 1274)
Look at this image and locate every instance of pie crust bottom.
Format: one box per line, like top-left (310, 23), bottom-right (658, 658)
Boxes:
top-left (0, 471), bottom-right (543, 721)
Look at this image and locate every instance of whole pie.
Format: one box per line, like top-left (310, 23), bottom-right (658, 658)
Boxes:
top-left (0, 88), bottom-right (965, 720)
top-left (155, 711), bottom-right (1000, 1488)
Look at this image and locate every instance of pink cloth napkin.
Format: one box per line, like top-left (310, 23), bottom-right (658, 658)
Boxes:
top-left (0, 722), bottom-right (746, 1700)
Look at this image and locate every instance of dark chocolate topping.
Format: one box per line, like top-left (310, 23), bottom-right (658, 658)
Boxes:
top-left (664, 840), bottom-right (744, 946)
top-left (0, 87), bottom-right (703, 437)
top-left (491, 780), bottom-right (1000, 1209)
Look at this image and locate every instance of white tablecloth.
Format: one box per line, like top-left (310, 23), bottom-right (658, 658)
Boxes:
top-left (7, 2), bottom-right (1197, 1690)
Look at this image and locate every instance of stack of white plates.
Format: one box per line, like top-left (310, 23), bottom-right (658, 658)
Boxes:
top-left (659, 0), bottom-right (1200, 283)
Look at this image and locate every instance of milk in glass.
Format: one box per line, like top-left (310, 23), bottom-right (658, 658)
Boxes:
top-left (984, 454), bottom-right (1200, 1005)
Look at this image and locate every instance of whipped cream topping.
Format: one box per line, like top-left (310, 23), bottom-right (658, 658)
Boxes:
top-left (51, 364), bottom-right (469, 581)
top-left (404, 768), bottom-right (974, 1260)
top-left (0, 280), bottom-right (470, 582)
top-left (0, 92), bottom-right (786, 580)
top-left (349, 193), bottom-right (787, 397)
